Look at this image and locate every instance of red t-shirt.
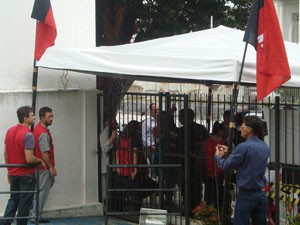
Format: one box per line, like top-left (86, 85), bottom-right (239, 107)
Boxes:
top-left (5, 124), bottom-right (35, 175)
top-left (117, 136), bottom-right (134, 176)
top-left (204, 137), bottom-right (224, 177)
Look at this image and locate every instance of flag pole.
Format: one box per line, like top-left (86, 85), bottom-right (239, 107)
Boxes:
top-left (31, 19), bottom-right (39, 131)
top-left (31, 62), bottom-right (38, 130)
top-left (31, 0), bottom-right (57, 130)
top-left (221, 42), bottom-right (248, 225)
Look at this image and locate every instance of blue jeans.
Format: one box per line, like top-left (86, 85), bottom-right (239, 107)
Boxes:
top-left (0, 174), bottom-right (36, 225)
top-left (234, 190), bottom-right (267, 225)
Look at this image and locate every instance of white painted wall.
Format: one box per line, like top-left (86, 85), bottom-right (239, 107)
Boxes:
top-left (275, 0), bottom-right (299, 43)
top-left (0, 0), bottom-right (96, 91)
top-left (0, 0), bottom-right (100, 216)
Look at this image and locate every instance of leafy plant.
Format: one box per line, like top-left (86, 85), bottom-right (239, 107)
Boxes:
top-left (288, 212), bottom-right (300, 225)
top-left (192, 202), bottom-right (219, 225)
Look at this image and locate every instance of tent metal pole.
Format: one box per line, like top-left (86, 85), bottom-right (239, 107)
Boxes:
top-left (221, 42), bottom-right (248, 225)
top-left (274, 96), bottom-right (280, 225)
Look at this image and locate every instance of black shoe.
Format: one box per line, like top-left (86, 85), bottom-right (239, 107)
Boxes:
top-left (30, 218), bottom-right (50, 223)
top-left (39, 218), bottom-right (50, 223)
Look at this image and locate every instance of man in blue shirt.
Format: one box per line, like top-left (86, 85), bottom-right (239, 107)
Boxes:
top-left (215, 115), bottom-right (269, 225)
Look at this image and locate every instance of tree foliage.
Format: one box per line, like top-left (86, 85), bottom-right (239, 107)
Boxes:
top-left (97, 0), bottom-right (253, 44)
top-left (96, 0), bottom-right (253, 116)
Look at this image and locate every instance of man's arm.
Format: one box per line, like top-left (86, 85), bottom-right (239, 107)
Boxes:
top-left (24, 132), bottom-right (44, 166)
top-left (100, 128), bottom-right (117, 153)
top-left (215, 144), bottom-right (245, 170)
top-left (38, 133), bottom-right (57, 176)
top-left (4, 144), bottom-right (9, 183)
top-left (42, 151), bottom-right (57, 176)
top-left (4, 144), bottom-right (7, 164)
top-left (25, 149), bottom-right (43, 165)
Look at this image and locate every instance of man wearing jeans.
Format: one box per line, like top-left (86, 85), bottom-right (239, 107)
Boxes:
top-left (0, 106), bottom-right (43, 225)
top-left (31, 107), bottom-right (56, 223)
top-left (215, 116), bottom-right (269, 225)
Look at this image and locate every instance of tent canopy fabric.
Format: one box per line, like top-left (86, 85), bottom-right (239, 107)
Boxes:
top-left (37, 25), bottom-right (300, 87)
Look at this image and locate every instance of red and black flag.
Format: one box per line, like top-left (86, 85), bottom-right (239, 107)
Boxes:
top-left (243, 0), bottom-right (291, 101)
top-left (31, 0), bottom-right (57, 61)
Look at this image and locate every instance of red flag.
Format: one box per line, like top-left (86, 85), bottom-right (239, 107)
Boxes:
top-left (243, 0), bottom-right (291, 101)
top-left (31, 0), bottom-right (57, 61)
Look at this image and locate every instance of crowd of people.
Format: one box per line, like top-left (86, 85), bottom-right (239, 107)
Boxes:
top-left (100, 102), bottom-right (269, 225)
top-left (0, 102), bottom-right (269, 225)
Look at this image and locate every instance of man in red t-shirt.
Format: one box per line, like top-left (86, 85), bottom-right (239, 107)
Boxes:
top-left (0, 106), bottom-right (43, 225)
top-left (31, 107), bottom-right (56, 223)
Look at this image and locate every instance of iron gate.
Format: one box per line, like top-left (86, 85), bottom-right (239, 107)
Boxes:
top-left (99, 92), bottom-right (300, 225)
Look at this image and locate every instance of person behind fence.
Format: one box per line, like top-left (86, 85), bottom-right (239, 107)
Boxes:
top-left (30, 107), bottom-right (56, 223)
top-left (221, 110), bottom-right (231, 145)
top-left (152, 110), bottom-right (177, 208)
top-left (99, 116), bottom-right (118, 207)
top-left (176, 108), bottom-right (209, 212)
top-left (215, 115), bottom-right (270, 225)
top-left (204, 121), bottom-right (225, 211)
top-left (142, 103), bottom-right (158, 179)
top-left (0, 106), bottom-right (44, 225)
top-left (115, 121), bottom-right (138, 210)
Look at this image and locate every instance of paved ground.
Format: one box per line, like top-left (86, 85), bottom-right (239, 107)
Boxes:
top-left (26, 216), bottom-right (137, 225)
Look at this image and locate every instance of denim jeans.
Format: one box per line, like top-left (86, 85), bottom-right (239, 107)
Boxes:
top-left (234, 190), bottom-right (267, 225)
top-left (0, 174), bottom-right (36, 225)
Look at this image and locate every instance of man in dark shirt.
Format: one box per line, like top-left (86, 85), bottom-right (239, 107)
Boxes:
top-left (177, 108), bottom-right (209, 211)
top-left (215, 115), bottom-right (269, 225)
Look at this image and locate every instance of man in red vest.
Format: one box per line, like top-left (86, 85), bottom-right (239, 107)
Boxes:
top-left (31, 107), bottom-right (56, 223)
top-left (0, 106), bottom-right (43, 225)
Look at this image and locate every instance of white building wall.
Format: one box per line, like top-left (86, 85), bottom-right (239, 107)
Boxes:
top-left (275, 0), bottom-right (299, 43)
top-left (0, 0), bottom-right (100, 217)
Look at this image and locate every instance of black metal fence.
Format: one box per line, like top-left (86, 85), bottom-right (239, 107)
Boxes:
top-left (0, 164), bottom-right (40, 225)
top-left (101, 92), bottom-right (300, 225)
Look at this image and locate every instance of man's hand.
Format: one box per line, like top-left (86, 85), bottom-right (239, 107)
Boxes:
top-left (215, 144), bottom-right (228, 157)
top-left (38, 159), bottom-right (47, 169)
top-left (109, 129), bottom-right (117, 145)
top-left (151, 145), bottom-right (156, 152)
top-left (49, 167), bottom-right (57, 176)
top-left (111, 129), bottom-right (117, 139)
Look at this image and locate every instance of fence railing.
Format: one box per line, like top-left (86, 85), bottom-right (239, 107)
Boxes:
top-left (102, 92), bottom-right (300, 225)
top-left (0, 164), bottom-right (40, 225)
top-left (104, 163), bottom-right (182, 225)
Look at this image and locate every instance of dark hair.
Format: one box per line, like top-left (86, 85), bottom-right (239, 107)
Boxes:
top-left (39, 106), bottom-right (52, 119)
top-left (179, 108), bottom-right (195, 122)
top-left (128, 120), bottom-right (141, 137)
top-left (149, 103), bottom-right (156, 110)
top-left (212, 121), bottom-right (224, 135)
top-left (17, 106), bottom-right (33, 123)
top-left (122, 120), bottom-right (141, 139)
top-left (243, 116), bottom-right (263, 136)
top-left (223, 110), bottom-right (230, 119)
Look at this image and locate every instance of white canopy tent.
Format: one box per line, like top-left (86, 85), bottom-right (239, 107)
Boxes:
top-left (37, 25), bottom-right (300, 87)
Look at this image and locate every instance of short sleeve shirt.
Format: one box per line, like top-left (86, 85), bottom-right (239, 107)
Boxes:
top-left (24, 132), bottom-right (35, 150)
top-left (38, 133), bottom-right (51, 153)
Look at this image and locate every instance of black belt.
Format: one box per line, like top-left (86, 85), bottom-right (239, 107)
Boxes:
top-left (239, 188), bottom-right (264, 192)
